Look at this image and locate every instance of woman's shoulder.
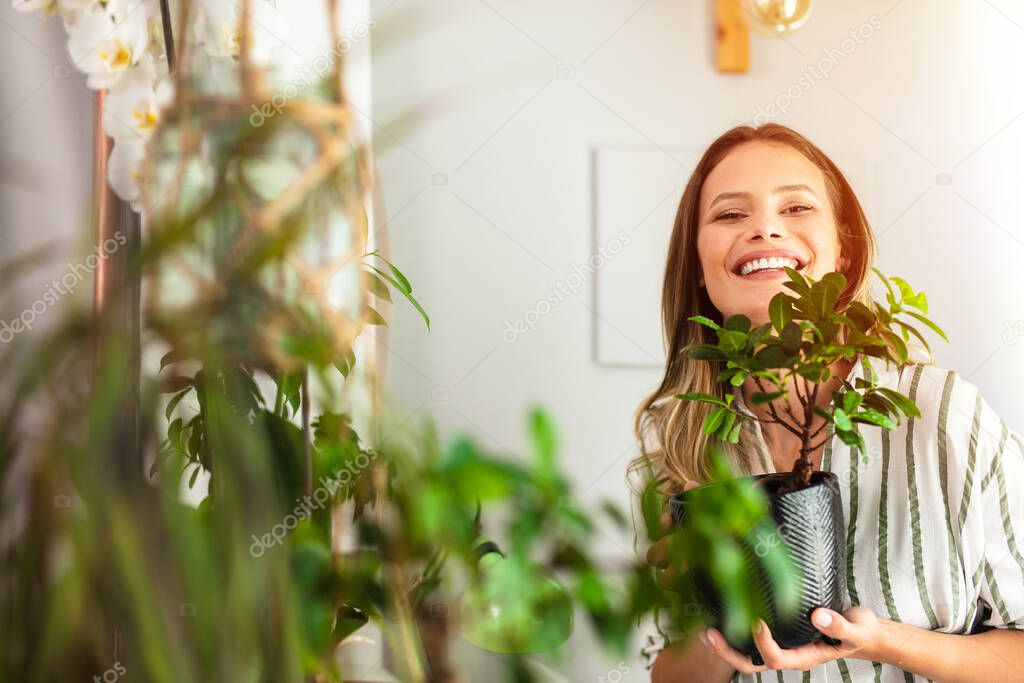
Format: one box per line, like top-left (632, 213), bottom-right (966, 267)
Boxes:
top-left (885, 360), bottom-right (1024, 473)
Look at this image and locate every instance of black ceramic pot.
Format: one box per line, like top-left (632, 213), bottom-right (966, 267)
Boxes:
top-left (670, 470), bottom-right (846, 666)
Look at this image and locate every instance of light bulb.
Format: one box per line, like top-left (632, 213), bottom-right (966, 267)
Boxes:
top-left (744, 0), bottom-right (814, 36)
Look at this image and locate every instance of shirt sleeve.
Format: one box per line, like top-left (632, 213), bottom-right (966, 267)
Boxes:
top-left (628, 429), bottom-right (694, 669)
top-left (638, 607), bottom-right (679, 671)
top-left (970, 386), bottom-right (1024, 630)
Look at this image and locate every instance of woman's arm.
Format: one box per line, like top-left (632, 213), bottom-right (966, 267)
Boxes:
top-left (702, 607), bottom-right (1024, 682)
top-left (868, 619), bottom-right (1024, 683)
top-left (652, 634), bottom-right (736, 683)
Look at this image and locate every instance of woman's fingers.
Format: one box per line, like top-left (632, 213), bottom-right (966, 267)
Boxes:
top-left (701, 628), bottom-right (765, 675)
top-left (646, 537), bottom-right (668, 568)
top-left (655, 560), bottom-right (687, 589)
top-left (647, 484), bottom-right (698, 582)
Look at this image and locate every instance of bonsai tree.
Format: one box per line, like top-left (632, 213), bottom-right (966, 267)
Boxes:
top-left (646, 267), bottom-right (950, 654)
top-left (676, 267), bottom-right (948, 492)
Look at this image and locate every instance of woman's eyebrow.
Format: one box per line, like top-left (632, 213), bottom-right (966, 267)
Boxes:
top-left (707, 184), bottom-right (817, 210)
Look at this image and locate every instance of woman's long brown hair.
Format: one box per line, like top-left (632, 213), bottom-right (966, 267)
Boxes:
top-left (630, 123), bottom-right (883, 494)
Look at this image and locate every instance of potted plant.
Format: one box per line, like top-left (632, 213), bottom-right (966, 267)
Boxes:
top-left (662, 267), bottom-right (947, 662)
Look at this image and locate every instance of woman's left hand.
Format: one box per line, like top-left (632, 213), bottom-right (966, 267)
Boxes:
top-left (700, 606), bottom-right (881, 674)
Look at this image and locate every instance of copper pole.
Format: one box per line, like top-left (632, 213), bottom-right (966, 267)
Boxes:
top-left (91, 90), bottom-right (142, 483)
top-left (92, 90), bottom-right (116, 322)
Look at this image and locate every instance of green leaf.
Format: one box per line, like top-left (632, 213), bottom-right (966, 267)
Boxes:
top-left (529, 408), bottom-right (557, 474)
top-left (894, 320), bottom-right (932, 357)
top-left (750, 391), bottom-right (785, 405)
top-left (386, 262), bottom-right (413, 295)
top-left (162, 375), bottom-right (193, 393)
top-left (369, 255), bottom-right (413, 294)
top-left (769, 294), bottom-right (792, 333)
top-left (833, 407), bottom-right (852, 431)
top-left (336, 347), bottom-right (357, 378)
top-left (811, 406), bottom-right (833, 422)
top-left (729, 371), bottom-right (746, 387)
top-left (685, 345), bottom-right (727, 361)
top-left (754, 345), bottom-right (789, 368)
top-left (747, 322), bottom-right (773, 349)
top-left (718, 411), bottom-right (737, 440)
top-left (640, 478), bottom-right (664, 542)
top-left (188, 465), bottom-right (200, 489)
top-left (165, 389), bottom-right (190, 421)
top-left (366, 306), bottom-right (387, 325)
top-left (688, 315), bottom-right (722, 331)
top-left (876, 387), bottom-right (921, 419)
top-left (904, 292), bottom-right (928, 314)
top-left (845, 301), bottom-right (876, 331)
top-left (723, 315), bottom-right (751, 333)
top-left (851, 408), bottom-right (897, 430)
top-left (780, 322), bottom-right (803, 354)
top-left (367, 263), bottom-right (430, 330)
top-left (168, 417), bottom-right (184, 448)
top-left (890, 276), bottom-right (915, 303)
top-left (881, 329), bottom-right (908, 364)
top-left (365, 269), bottom-right (392, 302)
top-left (782, 266), bottom-right (810, 295)
top-left (159, 349), bottom-right (184, 371)
top-left (704, 407), bottom-right (727, 435)
top-left (675, 392), bottom-right (728, 407)
top-left (872, 267), bottom-right (897, 303)
top-left (904, 310), bottom-right (949, 343)
top-left (794, 362), bottom-right (824, 383)
top-left (719, 330), bottom-right (748, 353)
top-left (860, 392), bottom-right (897, 415)
top-left (727, 420), bottom-right (742, 444)
top-left (842, 391), bottom-right (862, 414)
top-left (836, 428), bottom-right (864, 450)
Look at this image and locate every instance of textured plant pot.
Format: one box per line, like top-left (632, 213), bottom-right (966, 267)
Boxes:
top-left (670, 471), bottom-right (846, 665)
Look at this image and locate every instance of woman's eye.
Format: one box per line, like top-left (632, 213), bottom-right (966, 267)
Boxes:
top-left (784, 205), bottom-right (812, 214)
top-left (716, 211), bottom-right (744, 221)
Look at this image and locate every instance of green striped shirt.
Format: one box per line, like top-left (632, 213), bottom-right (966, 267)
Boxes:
top-left (641, 356), bottom-right (1024, 681)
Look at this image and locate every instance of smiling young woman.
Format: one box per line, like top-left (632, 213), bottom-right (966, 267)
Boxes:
top-left (631, 124), bottom-right (1024, 682)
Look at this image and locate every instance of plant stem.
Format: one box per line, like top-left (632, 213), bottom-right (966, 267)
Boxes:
top-left (273, 381), bottom-right (284, 416)
top-left (751, 376), bottom-right (804, 438)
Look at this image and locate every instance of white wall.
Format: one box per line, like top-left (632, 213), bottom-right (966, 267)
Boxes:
top-left (371, 0), bottom-right (1024, 676)
top-left (0, 5), bottom-right (94, 338)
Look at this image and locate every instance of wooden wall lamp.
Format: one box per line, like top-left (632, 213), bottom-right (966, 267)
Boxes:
top-left (715, 0), bottom-right (815, 74)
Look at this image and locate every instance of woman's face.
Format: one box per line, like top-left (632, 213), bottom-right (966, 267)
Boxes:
top-left (696, 141), bottom-right (847, 325)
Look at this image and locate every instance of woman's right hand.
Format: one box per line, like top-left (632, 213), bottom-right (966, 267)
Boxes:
top-left (646, 480), bottom-right (699, 591)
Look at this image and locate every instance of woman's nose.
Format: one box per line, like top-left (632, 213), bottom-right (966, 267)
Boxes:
top-left (749, 230), bottom-right (783, 241)
top-left (747, 216), bottom-right (786, 241)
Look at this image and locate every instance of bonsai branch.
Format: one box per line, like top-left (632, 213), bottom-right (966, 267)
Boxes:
top-left (750, 376), bottom-right (803, 439)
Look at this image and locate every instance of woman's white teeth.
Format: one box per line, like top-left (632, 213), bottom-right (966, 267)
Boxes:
top-left (739, 256), bottom-right (798, 276)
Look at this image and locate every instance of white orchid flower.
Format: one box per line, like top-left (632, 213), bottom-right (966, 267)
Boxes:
top-left (67, 3), bottom-right (149, 89)
top-left (11, 0), bottom-right (58, 14)
top-left (107, 136), bottom-right (147, 202)
top-left (103, 61), bottom-right (173, 141)
top-left (195, 0), bottom-right (288, 66)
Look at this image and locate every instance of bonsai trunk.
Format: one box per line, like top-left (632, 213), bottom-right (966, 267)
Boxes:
top-left (751, 375), bottom-right (820, 493)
